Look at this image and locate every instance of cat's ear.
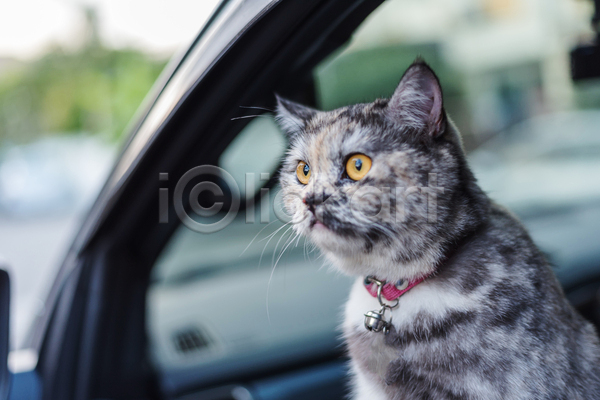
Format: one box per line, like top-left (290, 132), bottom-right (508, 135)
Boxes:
top-left (275, 95), bottom-right (317, 139)
top-left (386, 59), bottom-right (446, 137)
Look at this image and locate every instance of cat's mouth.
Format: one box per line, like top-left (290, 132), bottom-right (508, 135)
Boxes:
top-left (309, 216), bottom-right (328, 231)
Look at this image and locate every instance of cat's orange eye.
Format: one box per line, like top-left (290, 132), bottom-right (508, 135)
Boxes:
top-left (296, 161), bottom-right (311, 184)
top-left (346, 154), bottom-right (372, 181)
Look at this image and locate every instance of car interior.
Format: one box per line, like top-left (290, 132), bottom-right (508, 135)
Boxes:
top-left (24, 1), bottom-right (600, 400)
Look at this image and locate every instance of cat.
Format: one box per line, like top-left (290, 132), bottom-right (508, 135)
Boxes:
top-left (275, 59), bottom-right (600, 400)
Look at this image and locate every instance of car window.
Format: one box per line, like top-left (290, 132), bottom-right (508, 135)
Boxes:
top-left (148, 117), bottom-right (354, 374)
top-left (219, 116), bottom-right (287, 197)
top-left (146, 0), bottom-right (599, 381)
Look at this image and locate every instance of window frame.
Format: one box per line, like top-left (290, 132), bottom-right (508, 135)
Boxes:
top-left (28, 0), bottom-right (386, 399)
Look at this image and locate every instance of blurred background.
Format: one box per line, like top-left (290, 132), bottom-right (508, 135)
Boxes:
top-left (0, 0), bottom-right (220, 349)
top-left (2, 0), bottom-right (600, 357)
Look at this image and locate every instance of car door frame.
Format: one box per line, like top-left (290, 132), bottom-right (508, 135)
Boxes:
top-left (18, 0), bottom-right (386, 399)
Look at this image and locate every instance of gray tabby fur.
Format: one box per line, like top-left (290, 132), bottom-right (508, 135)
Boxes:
top-left (275, 59), bottom-right (600, 399)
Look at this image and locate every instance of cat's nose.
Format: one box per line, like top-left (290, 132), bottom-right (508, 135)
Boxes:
top-left (303, 191), bottom-right (332, 210)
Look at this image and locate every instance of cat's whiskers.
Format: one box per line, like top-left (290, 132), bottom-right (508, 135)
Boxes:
top-left (239, 219), bottom-right (280, 257)
top-left (294, 231), bottom-right (302, 249)
top-left (266, 225), bottom-right (296, 324)
top-left (270, 229), bottom-right (299, 288)
top-left (316, 252), bottom-right (330, 273)
top-left (271, 225), bottom-right (295, 267)
top-left (259, 221), bottom-right (293, 243)
top-left (258, 222), bottom-right (292, 267)
top-left (239, 105), bottom-right (275, 113)
top-left (306, 239), bottom-right (319, 262)
top-left (274, 230), bottom-right (299, 270)
top-left (230, 114), bottom-right (272, 121)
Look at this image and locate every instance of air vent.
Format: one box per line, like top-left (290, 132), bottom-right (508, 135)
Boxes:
top-left (173, 327), bottom-right (210, 354)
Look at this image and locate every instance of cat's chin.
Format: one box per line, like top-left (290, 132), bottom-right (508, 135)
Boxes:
top-left (324, 250), bottom-right (436, 282)
top-left (308, 227), bottom-right (366, 260)
top-left (307, 224), bottom-right (351, 252)
top-left (307, 231), bottom-right (439, 281)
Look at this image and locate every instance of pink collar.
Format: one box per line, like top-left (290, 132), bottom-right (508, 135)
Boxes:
top-left (364, 274), bottom-right (429, 302)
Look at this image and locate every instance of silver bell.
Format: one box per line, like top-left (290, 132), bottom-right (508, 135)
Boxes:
top-left (364, 309), bottom-right (391, 334)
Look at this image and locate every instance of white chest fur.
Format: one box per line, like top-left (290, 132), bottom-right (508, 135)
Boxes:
top-left (343, 277), bottom-right (480, 400)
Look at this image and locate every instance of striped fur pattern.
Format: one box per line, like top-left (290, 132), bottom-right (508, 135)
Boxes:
top-left (276, 60), bottom-right (600, 399)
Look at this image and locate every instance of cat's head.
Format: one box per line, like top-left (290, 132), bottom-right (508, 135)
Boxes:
top-left (276, 60), bottom-right (482, 281)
